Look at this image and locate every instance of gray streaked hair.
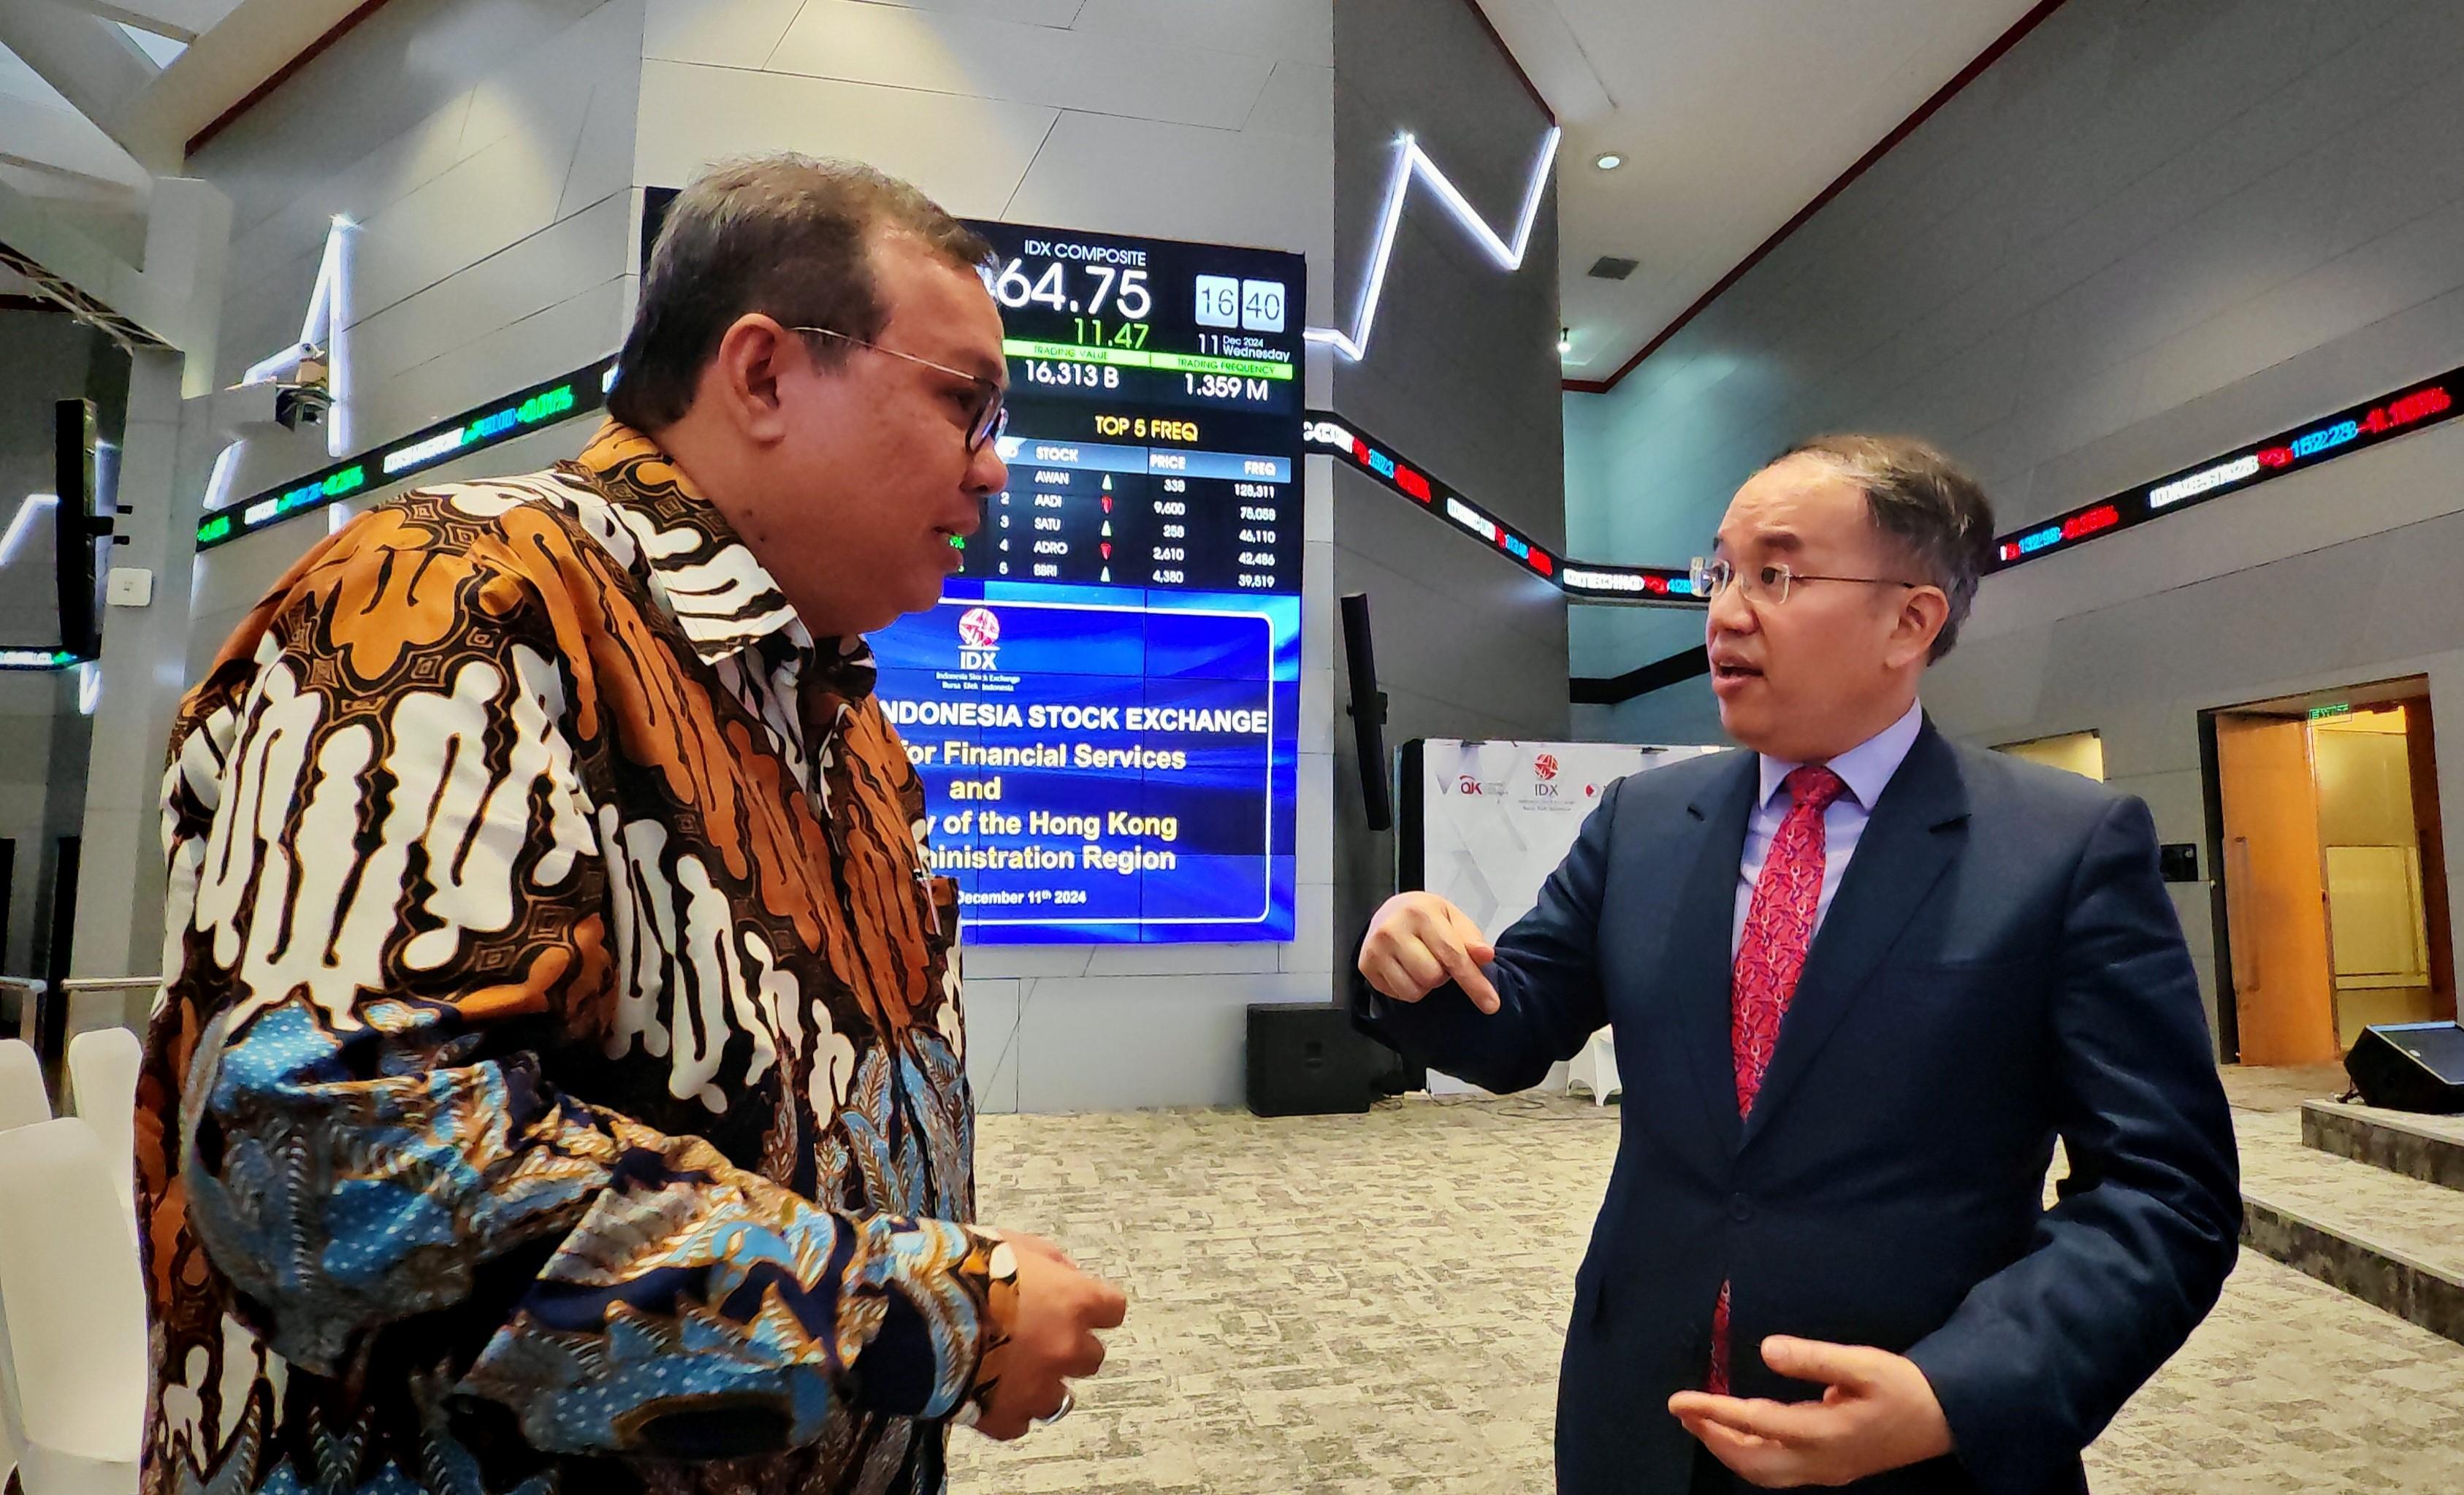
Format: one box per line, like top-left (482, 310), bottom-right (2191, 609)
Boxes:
top-left (609, 153), bottom-right (993, 430)
top-left (1769, 433), bottom-right (1996, 662)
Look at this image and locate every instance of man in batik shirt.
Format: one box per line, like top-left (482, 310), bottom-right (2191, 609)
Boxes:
top-left (136, 156), bottom-right (1124, 1495)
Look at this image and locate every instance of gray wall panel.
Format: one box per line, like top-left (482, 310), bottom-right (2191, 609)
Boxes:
top-left (1330, 0), bottom-right (1566, 985)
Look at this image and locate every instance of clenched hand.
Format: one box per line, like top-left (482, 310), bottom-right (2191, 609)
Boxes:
top-left (973, 1231), bottom-right (1128, 1440)
top-left (1357, 892), bottom-right (1500, 1013)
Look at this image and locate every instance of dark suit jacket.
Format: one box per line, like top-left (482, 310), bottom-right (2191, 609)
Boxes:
top-left (1365, 722), bottom-right (2240, 1495)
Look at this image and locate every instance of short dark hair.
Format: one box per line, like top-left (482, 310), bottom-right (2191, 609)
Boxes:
top-left (1771, 434), bottom-right (1996, 662)
top-left (607, 154), bottom-right (993, 430)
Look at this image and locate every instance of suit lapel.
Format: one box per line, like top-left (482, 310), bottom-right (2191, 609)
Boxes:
top-left (1670, 753), bottom-right (1761, 1154)
top-left (1739, 720), bottom-right (1971, 1153)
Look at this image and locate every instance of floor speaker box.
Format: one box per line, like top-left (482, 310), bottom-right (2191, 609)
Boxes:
top-left (2345, 1020), bottom-right (2464, 1114)
top-left (1246, 1002), bottom-right (1373, 1117)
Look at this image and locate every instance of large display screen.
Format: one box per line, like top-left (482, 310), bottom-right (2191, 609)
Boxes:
top-left (871, 221), bottom-right (1305, 944)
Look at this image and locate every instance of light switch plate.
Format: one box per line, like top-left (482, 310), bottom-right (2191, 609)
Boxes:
top-left (106, 567), bottom-right (153, 607)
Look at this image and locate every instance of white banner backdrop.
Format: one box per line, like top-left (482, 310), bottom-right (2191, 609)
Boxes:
top-left (1405, 738), bottom-right (1724, 1096)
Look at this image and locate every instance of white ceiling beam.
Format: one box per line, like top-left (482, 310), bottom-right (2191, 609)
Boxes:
top-left (47, 0), bottom-right (228, 46)
top-left (0, 164), bottom-right (135, 213)
top-left (0, 175), bottom-right (173, 343)
top-left (0, 0), bottom-right (159, 151)
top-left (112, 0), bottom-right (370, 172)
top-left (0, 171), bottom-right (227, 359)
top-left (0, 93), bottom-right (149, 202)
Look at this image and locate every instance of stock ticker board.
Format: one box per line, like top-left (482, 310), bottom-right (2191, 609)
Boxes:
top-left (870, 221), bottom-right (1305, 944)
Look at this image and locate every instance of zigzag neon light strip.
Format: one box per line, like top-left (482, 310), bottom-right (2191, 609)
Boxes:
top-left (205, 215), bottom-right (357, 514)
top-left (1307, 127), bottom-right (1561, 361)
top-left (0, 494), bottom-right (59, 567)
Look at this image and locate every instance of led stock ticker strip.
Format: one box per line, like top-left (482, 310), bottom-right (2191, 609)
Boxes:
top-left (194, 352), bottom-right (2459, 609)
top-left (1304, 413), bottom-right (1697, 605)
top-left (0, 649), bottom-right (82, 670)
top-left (196, 355), bottom-right (619, 551)
top-left (1992, 365), bottom-right (2460, 570)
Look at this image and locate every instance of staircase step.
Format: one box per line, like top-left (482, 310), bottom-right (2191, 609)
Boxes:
top-left (2302, 1098), bottom-right (2464, 1190)
top-left (2238, 1114), bottom-right (2464, 1344)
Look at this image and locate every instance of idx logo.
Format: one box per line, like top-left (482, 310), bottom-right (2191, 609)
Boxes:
top-left (957, 605), bottom-right (1001, 670)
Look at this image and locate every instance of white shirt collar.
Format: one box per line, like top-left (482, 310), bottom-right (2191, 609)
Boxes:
top-left (1758, 697), bottom-right (1926, 811)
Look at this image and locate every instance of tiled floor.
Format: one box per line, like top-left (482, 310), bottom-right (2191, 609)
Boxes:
top-left (951, 1079), bottom-right (2464, 1494)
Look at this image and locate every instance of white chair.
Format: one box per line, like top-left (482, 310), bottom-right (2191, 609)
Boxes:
top-left (66, 1028), bottom-right (142, 1231)
top-left (0, 1118), bottom-right (147, 1495)
top-left (59, 982), bottom-right (160, 1047)
top-left (1566, 1027), bottom-right (1622, 1106)
top-left (0, 1041), bottom-right (47, 1133)
top-left (0, 1328), bottom-right (12, 1495)
top-left (0, 1039), bottom-right (50, 1495)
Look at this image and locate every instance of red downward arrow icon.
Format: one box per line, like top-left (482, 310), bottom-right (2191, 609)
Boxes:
top-left (1101, 497), bottom-right (1112, 512)
top-left (1100, 543), bottom-right (1112, 559)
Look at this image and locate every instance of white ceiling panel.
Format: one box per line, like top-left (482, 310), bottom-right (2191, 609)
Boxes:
top-left (57, 1), bottom-right (243, 46)
top-left (766, 0), bottom-right (1275, 134)
top-left (1476, 0), bottom-right (2044, 384)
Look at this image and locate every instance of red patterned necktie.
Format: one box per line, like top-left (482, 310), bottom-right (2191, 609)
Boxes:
top-left (1708, 763), bottom-right (1848, 1395)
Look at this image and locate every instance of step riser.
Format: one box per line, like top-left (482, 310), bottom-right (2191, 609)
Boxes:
top-left (2300, 1104), bottom-right (2464, 1192)
top-left (2241, 1196), bottom-right (2464, 1345)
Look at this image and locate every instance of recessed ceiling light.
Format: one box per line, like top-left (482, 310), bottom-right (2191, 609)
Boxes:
top-left (1593, 152), bottom-right (1623, 171)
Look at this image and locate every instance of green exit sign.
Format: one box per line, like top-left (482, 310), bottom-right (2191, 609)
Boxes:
top-left (2309, 702), bottom-right (2353, 720)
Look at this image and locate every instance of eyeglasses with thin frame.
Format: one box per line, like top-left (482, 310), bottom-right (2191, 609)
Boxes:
top-left (1689, 556), bottom-right (1924, 607)
top-left (791, 326), bottom-right (1009, 452)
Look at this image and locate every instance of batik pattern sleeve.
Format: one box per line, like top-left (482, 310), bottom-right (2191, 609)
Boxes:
top-left (164, 511), bottom-right (1018, 1458)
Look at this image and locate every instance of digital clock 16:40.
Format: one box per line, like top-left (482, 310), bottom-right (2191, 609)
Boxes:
top-left (987, 256), bottom-right (1153, 319)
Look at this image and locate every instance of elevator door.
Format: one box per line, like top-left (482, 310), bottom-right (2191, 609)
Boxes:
top-left (2216, 715), bottom-right (2340, 1064)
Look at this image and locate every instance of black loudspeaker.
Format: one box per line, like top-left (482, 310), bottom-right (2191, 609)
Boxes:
top-left (1246, 1002), bottom-right (1373, 1117)
top-left (54, 398), bottom-right (107, 660)
top-left (2346, 1021), bottom-right (2464, 1114)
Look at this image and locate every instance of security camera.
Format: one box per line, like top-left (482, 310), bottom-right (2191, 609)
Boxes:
top-left (273, 348), bottom-right (332, 431)
top-left (274, 383), bottom-right (331, 431)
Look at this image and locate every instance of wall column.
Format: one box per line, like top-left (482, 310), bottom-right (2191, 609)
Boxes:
top-left (69, 179), bottom-right (230, 1020)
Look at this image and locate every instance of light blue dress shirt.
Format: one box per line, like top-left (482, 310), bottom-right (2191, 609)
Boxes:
top-left (1732, 698), bottom-right (1926, 959)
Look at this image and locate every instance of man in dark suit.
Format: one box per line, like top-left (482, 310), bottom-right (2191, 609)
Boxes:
top-left (1358, 435), bottom-right (2240, 1494)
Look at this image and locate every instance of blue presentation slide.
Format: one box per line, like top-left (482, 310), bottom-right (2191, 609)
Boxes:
top-left (873, 578), bottom-right (1300, 944)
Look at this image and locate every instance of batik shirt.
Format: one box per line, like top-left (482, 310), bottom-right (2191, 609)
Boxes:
top-left (135, 421), bottom-right (1017, 1495)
